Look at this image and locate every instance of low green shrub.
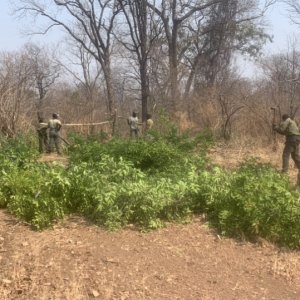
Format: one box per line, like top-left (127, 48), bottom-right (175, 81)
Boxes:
top-left (67, 156), bottom-right (201, 230)
top-left (0, 134), bottom-right (38, 168)
top-left (1, 163), bottom-right (69, 230)
top-left (67, 136), bottom-right (205, 177)
top-left (1, 135), bottom-right (300, 249)
top-left (197, 160), bottom-right (300, 249)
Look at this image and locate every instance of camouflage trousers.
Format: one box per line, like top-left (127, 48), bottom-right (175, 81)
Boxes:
top-left (37, 129), bottom-right (48, 153)
top-left (130, 128), bottom-right (139, 138)
top-left (48, 131), bottom-right (61, 154)
top-left (282, 140), bottom-right (300, 185)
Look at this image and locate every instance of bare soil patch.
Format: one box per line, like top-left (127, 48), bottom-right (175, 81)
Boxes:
top-left (208, 142), bottom-right (299, 185)
top-left (0, 144), bottom-right (299, 300)
top-left (0, 210), bottom-right (299, 300)
top-left (37, 153), bottom-right (69, 166)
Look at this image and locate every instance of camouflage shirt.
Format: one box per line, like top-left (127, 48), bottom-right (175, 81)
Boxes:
top-left (48, 119), bottom-right (62, 132)
top-left (275, 118), bottom-right (300, 141)
top-left (128, 116), bottom-right (139, 130)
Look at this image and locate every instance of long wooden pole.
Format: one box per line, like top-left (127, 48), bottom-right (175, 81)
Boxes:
top-left (63, 121), bottom-right (112, 127)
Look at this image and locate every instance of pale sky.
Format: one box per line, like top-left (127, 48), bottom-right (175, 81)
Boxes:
top-left (0, 1), bottom-right (63, 51)
top-left (0, 1), bottom-right (299, 77)
top-left (264, 1), bottom-right (299, 53)
top-left (237, 1), bottom-right (300, 78)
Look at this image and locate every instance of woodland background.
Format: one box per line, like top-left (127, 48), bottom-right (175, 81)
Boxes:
top-left (1, 0), bottom-right (300, 142)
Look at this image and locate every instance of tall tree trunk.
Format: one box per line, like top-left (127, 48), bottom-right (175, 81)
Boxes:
top-left (169, 21), bottom-right (179, 111)
top-left (139, 0), bottom-right (149, 122)
top-left (103, 57), bottom-right (115, 115)
top-left (140, 63), bottom-right (149, 122)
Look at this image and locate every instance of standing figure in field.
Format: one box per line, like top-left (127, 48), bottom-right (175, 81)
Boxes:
top-left (37, 117), bottom-right (48, 153)
top-left (47, 113), bottom-right (62, 154)
top-left (273, 114), bottom-right (300, 185)
top-left (144, 113), bottom-right (154, 138)
top-left (128, 111), bottom-right (139, 138)
top-left (145, 114), bottom-right (154, 131)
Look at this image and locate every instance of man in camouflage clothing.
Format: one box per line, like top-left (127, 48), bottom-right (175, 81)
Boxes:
top-left (127, 111), bottom-right (139, 138)
top-left (37, 117), bottom-right (48, 153)
top-left (47, 113), bottom-right (62, 155)
top-left (273, 114), bottom-right (300, 185)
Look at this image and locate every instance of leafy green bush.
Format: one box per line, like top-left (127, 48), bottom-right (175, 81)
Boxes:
top-left (4, 164), bottom-right (69, 230)
top-left (1, 135), bottom-right (300, 249)
top-left (67, 136), bottom-right (203, 176)
top-left (0, 134), bottom-right (40, 209)
top-left (0, 134), bottom-right (38, 168)
top-left (67, 156), bottom-right (146, 229)
top-left (197, 160), bottom-right (300, 249)
top-left (146, 109), bottom-right (214, 151)
top-left (67, 156), bottom-right (200, 229)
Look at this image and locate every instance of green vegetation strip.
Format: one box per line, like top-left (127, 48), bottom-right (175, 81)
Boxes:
top-left (0, 132), bottom-right (299, 249)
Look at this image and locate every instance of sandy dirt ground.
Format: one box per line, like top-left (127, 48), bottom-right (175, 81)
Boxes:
top-left (0, 143), bottom-right (299, 300)
top-left (208, 142), bottom-right (299, 185)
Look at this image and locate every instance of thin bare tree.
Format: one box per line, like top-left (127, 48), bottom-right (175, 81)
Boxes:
top-left (0, 51), bottom-right (34, 136)
top-left (117, 0), bottom-right (159, 121)
top-left (260, 44), bottom-right (300, 118)
top-left (59, 39), bottom-right (103, 122)
top-left (146, 0), bottom-right (275, 109)
top-left (15, 0), bottom-right (121, 116)
top-left (24, 43), bottom-right (60, 121)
